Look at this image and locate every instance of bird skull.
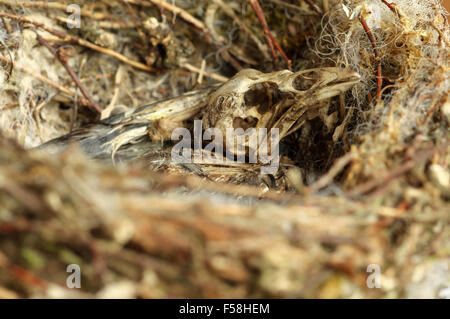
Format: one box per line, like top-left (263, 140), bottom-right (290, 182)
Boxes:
top-left (202, 68), bottom-right (360, 157)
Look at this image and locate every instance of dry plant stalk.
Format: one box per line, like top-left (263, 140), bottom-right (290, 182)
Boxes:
top-left (34, 32), bottom-right (102, 114)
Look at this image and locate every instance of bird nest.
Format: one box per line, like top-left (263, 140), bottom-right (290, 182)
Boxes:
top-left (0, 0), bottom-right (448, 298)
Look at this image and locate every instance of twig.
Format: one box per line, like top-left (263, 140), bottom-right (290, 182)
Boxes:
top-left (380, 0), bottom-right (401, 18)
top-left (33, 97), bottom-right (49, 143)
top-left (197, 59), bottom-right (206, 84)
top-left (0, 12), bottom-right (156, 72)
top-left (307, 152), bottom-right (356, 194)
top-left (248, 0), bottom-right (292, 70)
top-left (35, 32), bottom-right (102, 114)
top-left (303, 0), bottom-right (323, 15)
top-left (181, 62), bottom-right (228, 82)
top-left (148, 0), bottom-right (207, 32)
top-left (101, 65), bottom-right (125, 120)
top-left (346, 142), bottom-right (449, 198)
top-left (359, 13), bottom-right (382, 102)
top-left (122, 0), bottom-right (207, 32)
top-left (0, 0), bottom-right (112, 20)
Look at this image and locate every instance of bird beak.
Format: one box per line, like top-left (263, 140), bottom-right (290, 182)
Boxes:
top-left (313, 68), bottom-right (360, 101)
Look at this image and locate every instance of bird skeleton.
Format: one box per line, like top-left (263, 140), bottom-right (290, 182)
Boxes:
top-left (40, 67), bottom-right (360, 180)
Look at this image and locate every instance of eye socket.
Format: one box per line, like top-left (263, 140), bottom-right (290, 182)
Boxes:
top-left (244, 82), bottom-right (282, 114)
top-left (244, 84), bottom-right (264, 106)
top-left (293, 71), bottom-right (318, 91)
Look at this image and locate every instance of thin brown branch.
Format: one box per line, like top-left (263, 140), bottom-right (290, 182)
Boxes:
top-left (34, 32), bottom-right (102, 114)
top-left (359, 13), bottom-right (382, 102)
top-left (380, 0), bottom-right (401, 18)
top-left (148, 0), bottom-right (207, 32)
top-left (248, 0), bottom-right (292, 70)
top-left (304, 0), bottom-right (323, 16)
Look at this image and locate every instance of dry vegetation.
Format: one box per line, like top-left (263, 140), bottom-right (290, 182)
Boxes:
top-left (0, 0), bottom-right (449, 298)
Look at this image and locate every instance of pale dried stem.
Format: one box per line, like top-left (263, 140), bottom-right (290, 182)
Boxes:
top-left (181, 62), bottom-right (229, 82)
top-left (122, 0), bottom-right (207, 32)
